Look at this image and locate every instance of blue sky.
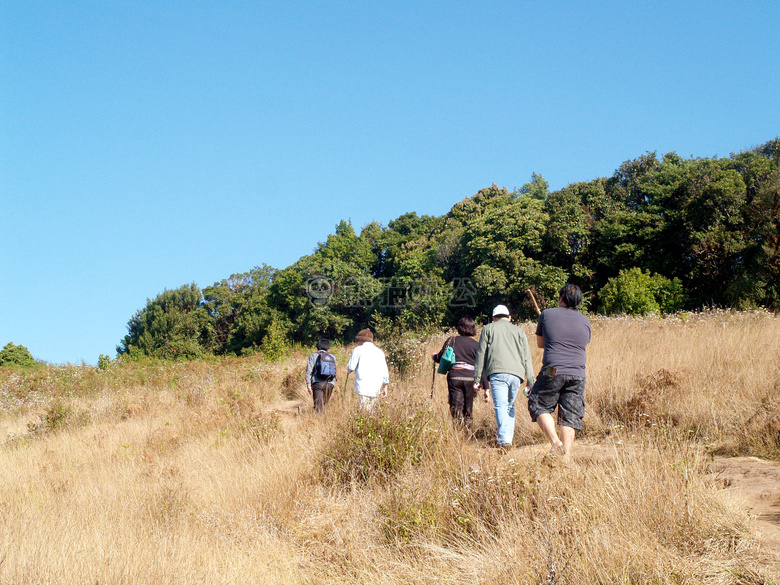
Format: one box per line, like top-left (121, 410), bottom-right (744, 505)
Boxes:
top-left (2, 1), bottom-right (778, 365)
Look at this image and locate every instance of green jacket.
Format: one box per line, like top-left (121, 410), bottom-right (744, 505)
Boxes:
top-left (473, 318), bottom-right (535, 386)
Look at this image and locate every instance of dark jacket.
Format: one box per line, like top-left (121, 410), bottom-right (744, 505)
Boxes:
top-left (434, 335), bottom-right (489, 387)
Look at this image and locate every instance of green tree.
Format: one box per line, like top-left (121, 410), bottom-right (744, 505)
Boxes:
top-left (97, 354), bottom-right (112, 370)
top-left (754, 137), bottom-right (780, 165)
top-left (202, 265), bottom-right (276, 354)
top-left (542, 181), bottom-right (596, 280)
top-left (0, 342), bottom-right (38, 368)
top-left (733, 165), bottom-right (780, 308)
top-left (316, 220), bottom-right (375, 271)
top-left (118, 283), bottom-right (214, 359)
top-left (260, 320), bottom-right (290, 361)
top-left (458, 190), bottom-right (566, 317)
top-left (448, 184), bottom-right (517, 226)
top-left (369, 213), bottom-right (444, 278)
top-left (268, 253), bottom-right (380, 343)
top-left (673, 160), bottom-right (748, 305)
top-left (587, 154), bottom-right (668, 285)
top-left (519, 172), bottom-right (550, 201)
top-left (606, 151), bottom-right (660, 210)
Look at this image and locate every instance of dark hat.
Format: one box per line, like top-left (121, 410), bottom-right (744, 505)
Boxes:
top-left (316, 338), bottom-right (331, 351)
top-left (355, 328), bottom-right (374, 343)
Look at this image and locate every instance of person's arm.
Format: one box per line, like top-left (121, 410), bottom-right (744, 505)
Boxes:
top-left (523, 334), bottom-right (535, 388)
top-left (381, 356), bottom-right (390, 397)
top-left (480, 370), bottom-right (490, 390)
top-left (473, 331), bottom-right (487, 389)
top-left (305, 353), bottom-right (315, 391)
top-left (346, 347), bottom-right (358, 373)
top-left (535, 311), bottom-right (546, 349)
top-left (431, 339), bottom-right (448, 363)
top-left (473, 330), bottom-right (492, 402)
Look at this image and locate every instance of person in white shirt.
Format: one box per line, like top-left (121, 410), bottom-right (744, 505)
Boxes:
top-left (346, 328), bottom-right (389, 410)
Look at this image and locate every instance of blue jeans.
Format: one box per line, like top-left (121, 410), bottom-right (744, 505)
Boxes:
top-left (489, 373), bottom-right (521, 445)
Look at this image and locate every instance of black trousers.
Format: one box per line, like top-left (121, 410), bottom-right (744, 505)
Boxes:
top-left (447, 377), bottom-right (475, 429)
top-left (312, 381), bottom-right (334, 413)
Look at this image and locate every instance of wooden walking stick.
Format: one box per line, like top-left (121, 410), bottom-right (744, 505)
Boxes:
top-left (526, 288), bottom-right (542, 316)
top-left (342, 371), bottom-right (352, 404)
top-left (429, 359), bottom-right (437, 400)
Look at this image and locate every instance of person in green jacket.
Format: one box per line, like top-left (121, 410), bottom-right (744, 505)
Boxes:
top-left (473, 304), bottom-right (535, 450)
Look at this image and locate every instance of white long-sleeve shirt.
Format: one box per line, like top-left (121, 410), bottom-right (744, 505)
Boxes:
top-left (346, 342), bottom-right (389, 397)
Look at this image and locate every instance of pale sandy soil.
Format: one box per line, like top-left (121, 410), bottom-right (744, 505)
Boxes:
top-left (709, 456), bottom-right (780, 569)
top-left (523, 441), bottom-right (780, 573)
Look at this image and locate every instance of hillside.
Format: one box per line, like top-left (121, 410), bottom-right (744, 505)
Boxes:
top-left (1, 311), bottom-right (779, 583)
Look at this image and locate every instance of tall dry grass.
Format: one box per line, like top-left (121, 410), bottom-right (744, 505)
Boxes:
top-left (585, 309), bottom-right (780, 458)
top-left (1, 311), bottom-right (778, 583)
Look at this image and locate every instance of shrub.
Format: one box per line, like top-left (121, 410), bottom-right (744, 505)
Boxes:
top-left (599, 268), bottom-right (685, 315)
top-left (260, 321), bottom-right (290, 361)
top-left (27, 400), bottom-right (88, 434)
top-left (379, 482), bottom-right (442, 543)
top-left (0, 342), bottom-right (38, 368)
top-left (322, 399), bottom-right (441, 486)
top-left (649, 273), bottom-right (686, 313)
top-left (444, 459), bottom-right (540, 541)
top-left (97, 354), bottom-right (112, 371)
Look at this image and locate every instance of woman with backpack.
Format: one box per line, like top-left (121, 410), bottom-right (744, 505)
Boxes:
top-left (432, 317), bottom-right (489, 435)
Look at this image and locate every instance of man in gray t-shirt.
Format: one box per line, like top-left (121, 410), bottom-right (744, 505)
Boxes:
top-left (527, 284), bottom-right (591, 463)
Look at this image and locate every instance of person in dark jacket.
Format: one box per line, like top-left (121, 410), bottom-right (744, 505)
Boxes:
top-left (306, 339), bottom-right (337, 413)
top-left (433, 317), bottom-right (489, 434)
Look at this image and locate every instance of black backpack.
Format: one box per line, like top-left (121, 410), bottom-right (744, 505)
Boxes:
top-left (315, 350), bottom-right (337, 380)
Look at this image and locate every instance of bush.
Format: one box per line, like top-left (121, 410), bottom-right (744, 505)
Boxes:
top-left (27, 400), bottom-right (89, 434)
top-left (260, 321), bottom-right (289, 361)
top-left (599, 268), bottom-right (685, 315)
top-left (649, 273), bottom-right (685, 313)
top-left (322, 399), bottom-right (441, 486)
top-left (444, 459), bottom-right (540, 540)
top-left (97, 354), bottom-right (112, 371)
top-left (117, 283), bottom-right (214, 359)
top-left (0, 342), bottom-right (38, 368)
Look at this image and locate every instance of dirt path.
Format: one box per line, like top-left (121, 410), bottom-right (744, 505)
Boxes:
top-left (270, 401), bottom-right (780, 570)
top-left (556, 442), bottom-right (780, 570)
top-left (709, 456), bottom-right (780, 568)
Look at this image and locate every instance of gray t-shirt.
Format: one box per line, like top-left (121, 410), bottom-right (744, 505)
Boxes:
top-left (536, 307), bottom-right (591, 377)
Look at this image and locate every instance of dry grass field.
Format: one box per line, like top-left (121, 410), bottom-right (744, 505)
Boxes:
top-left (1, 310), bottom-right (779, 584)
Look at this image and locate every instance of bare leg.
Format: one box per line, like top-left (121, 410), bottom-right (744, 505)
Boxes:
top-left (536, 413), bottom-right (563, 450)
top-left (559, 425), bottom-right (575, 463)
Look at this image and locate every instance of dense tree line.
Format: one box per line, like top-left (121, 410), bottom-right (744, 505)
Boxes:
top-left (118, 139), bottom-right (780, 359)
